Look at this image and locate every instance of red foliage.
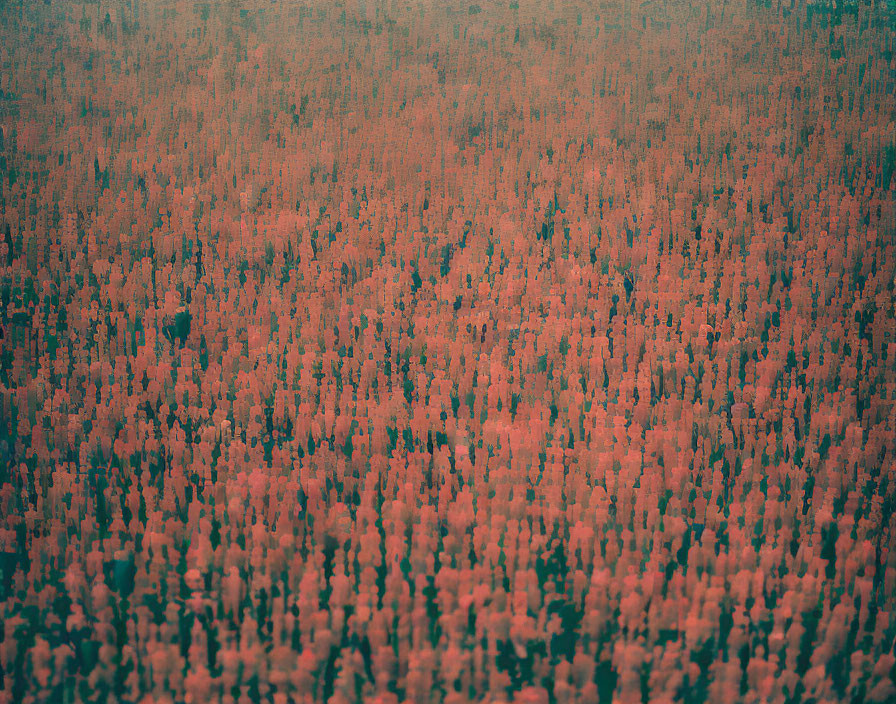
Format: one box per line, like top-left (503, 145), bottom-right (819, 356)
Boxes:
top-left (0, 1), bottom-right (895, 703)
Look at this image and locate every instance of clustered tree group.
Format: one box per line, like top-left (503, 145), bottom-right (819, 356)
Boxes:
top-left (0, 0), bottom-right (894, 702)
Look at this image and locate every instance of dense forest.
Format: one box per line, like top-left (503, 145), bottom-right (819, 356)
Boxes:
top-left (0, 1), bottom-right (895, 703)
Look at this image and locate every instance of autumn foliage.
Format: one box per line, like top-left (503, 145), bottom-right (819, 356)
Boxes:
top-left (1, 0), bottom-right (895, 702)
